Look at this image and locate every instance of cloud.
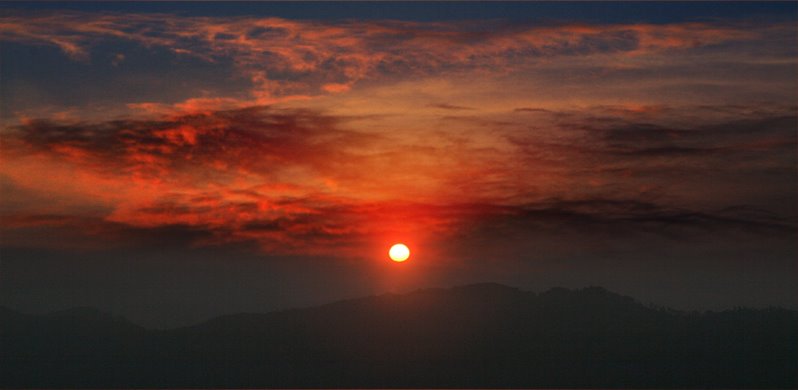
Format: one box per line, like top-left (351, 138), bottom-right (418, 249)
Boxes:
top-left (0, 214), bottom-right (214, 251)
top-left (429, 103), bottom-right (475, 111)
top-left (1, 11), bottom-right (795, 259)
top-left (2, 101), bottom-right (795, 256)
top-left (5, 106), bottom-right (373, 182)
top-left (2, 12), bottom-right (790, 109)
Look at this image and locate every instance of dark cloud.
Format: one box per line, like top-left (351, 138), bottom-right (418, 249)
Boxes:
top-left (0, 214), bottom-right (215, 251)
top-left (429, 103), bottom-right (475, 111)
top-left (513, 107), bottom-right (555, 114)
top-left (504, 104), bottom-right (797, 163)
top-left (6, 106), bottom-right (375, 180)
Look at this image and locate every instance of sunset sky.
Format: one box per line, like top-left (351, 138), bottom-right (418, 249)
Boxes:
top-left (1, 2), bottom-right (796, 327)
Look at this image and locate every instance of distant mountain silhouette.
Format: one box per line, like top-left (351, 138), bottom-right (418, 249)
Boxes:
top-left (2, 283), bottom-right (796, 388)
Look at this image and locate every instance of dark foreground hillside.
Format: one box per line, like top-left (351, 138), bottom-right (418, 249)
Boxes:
top-left (2, 283), bottom-right (796, 388)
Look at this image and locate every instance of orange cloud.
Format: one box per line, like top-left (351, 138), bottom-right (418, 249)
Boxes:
top-left (2, 103), bottom-right (795, 256)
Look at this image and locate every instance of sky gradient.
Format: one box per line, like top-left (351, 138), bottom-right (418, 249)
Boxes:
top-left (1, 2), bottom-right (796, 328)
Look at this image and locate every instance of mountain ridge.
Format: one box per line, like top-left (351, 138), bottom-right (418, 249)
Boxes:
top-left (2, 283), bottom-right (796, 388)
top-left (2, 282), bottom-right (796, 331)
top-left (0, 283), bottom-right (641, 329)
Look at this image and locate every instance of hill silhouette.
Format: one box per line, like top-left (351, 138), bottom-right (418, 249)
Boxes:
top-left (2, 283), bottom-right (796, 388)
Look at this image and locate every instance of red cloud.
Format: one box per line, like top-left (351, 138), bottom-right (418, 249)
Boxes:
top-left (2, 103), bottom-right (795, 256)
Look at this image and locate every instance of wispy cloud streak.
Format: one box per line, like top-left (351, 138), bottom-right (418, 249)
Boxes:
top-left (2, 12), bottom-right (791, 109)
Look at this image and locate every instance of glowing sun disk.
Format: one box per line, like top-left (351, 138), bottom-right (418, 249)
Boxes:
top-left (389, 243), bottom-right (410, 262)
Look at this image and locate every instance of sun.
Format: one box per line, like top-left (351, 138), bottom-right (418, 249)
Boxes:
top-left (389, 243), bottom-right (410, 262)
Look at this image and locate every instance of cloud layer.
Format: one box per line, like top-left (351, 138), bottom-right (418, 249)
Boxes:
top-left (1, 11), bottom-right (796, 261)
top-left (3, 12), bottom-right (794, 111)
top-left (2, 102), bottom-right (795, 257)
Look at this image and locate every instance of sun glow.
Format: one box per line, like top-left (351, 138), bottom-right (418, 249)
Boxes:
top-left (389, 243), bottom-right (410, 262)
